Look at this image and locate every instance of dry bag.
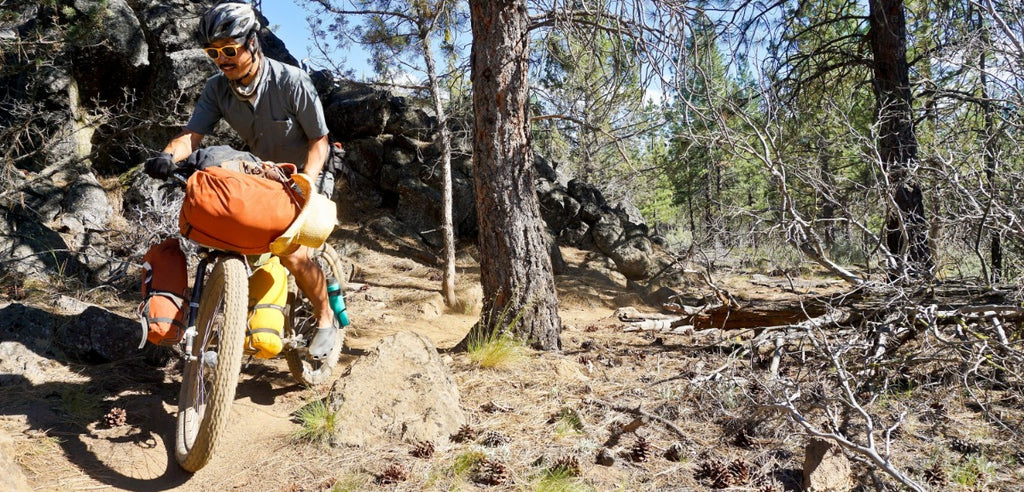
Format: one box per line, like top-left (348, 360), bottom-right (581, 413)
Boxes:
top-left (138, 237), bottom-right (188, 347)
top-left (179, 166), bottom-right (302, 254)
top-left (245, 256), bottom-right (288, 358)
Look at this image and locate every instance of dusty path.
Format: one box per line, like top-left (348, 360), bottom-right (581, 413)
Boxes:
top-left (1, 239), bottom-right (635, 491)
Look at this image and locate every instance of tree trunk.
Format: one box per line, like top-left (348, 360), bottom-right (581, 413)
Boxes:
top-left (979, 9), bottom-right (1002, 283)
top-left (421, 26), bottom-right (458, 307)
top-left (466, 0), bottom-right (562, 350)
top-left (869, 0), bottom-right (932, 280)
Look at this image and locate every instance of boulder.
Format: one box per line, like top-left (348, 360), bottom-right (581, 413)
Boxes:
top-left (568, 178), bottom-right (609, 223)
top-left (0, 432), bottom-right (32, 492)
top-left (318, 78), bottom-right (394, 139)
top-left (538, 182), bottom-right (581, 233)
top-left (61, 172), bottom-right (112, 231)
top-left (0, 209), bottom-right (80, 280)
top-left (326, 331), bottom-right (465, 447)
top-left (54, 303), bottom-right (141, 363)
top-left (384, 96), bottom-right (436, 140)
top-left (68, 0), bottom-right (149, 103)
top-left (803, 439), bottom-right (855, 492)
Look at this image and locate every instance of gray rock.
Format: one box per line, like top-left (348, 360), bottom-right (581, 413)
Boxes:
top-left (559, 221), bottom-right (591, 247)
top-left (69, 0), bottom-right (149, 102)
top-left (346, 137), bottom-right (387, 183)
top-left (138, 0), bottom-right (204, 53)
top-left (164, 49), bottom-right (212, 92)
top-left (75, 0), bottom-right (149, 68)
top-left (54, 305), bottom-right (141, 363)
top-left (396, 178), bottom-right (442, 247)
top-left (608, 240), bottom-right (654, 280)
top-left (384, 97), bottom-right (436, 140)
top-left (326, 331), bottom-right (465, 447)
top-left (61, 172), bottom-right (111, 230)
top-left (0, 210), bottom-right (80, 280)
top-left (568, 179), bottom-right (609, 223)
top-left (321, 80), bottom-right (393, 139)
top-left (0, 341), bottom-right (58, 385)
top-left (539, 185), bottom-right (581, 233)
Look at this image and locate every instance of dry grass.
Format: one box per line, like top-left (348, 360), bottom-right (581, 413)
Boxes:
top-left (6, 192), bottom-right (1024, 491)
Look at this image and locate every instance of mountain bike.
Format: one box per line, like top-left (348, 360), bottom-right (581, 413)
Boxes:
top-left (165, 169), bottom-right (347, 472)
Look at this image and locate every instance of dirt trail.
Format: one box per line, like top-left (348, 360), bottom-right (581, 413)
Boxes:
top-left (2, 234), bottom-right (632, 491)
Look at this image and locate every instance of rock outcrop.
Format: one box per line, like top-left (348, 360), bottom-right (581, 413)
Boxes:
top-left (1, 0), bottom-right (672, 293)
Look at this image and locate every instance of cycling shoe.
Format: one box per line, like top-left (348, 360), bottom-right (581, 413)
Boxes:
top-left (309, 321), bottom-right (343, 360)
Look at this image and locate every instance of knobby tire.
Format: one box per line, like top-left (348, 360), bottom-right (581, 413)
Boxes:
top-left (175, 257), bottom-right (247, 472)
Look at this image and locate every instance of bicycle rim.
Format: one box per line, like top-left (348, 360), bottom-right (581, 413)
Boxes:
top-left (175, 257), bottom-right (247, 472)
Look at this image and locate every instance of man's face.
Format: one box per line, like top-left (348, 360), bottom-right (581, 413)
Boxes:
top-left (205, 37), bottom-right (255, 81)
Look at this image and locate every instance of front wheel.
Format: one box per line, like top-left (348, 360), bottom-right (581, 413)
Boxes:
top-left (286, 243), bottom-right (346, 387)
top-left (175, 256), bottom-right (247, 472)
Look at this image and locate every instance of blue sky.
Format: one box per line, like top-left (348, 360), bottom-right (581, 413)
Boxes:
top-left (258, 0), bottom-right (373, 77)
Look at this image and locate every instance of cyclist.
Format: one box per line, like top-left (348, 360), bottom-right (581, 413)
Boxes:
top-left (145, 2), bottom-right (340, 359)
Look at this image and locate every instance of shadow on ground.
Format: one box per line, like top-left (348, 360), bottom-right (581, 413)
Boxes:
top-left (0, 303), bottom-right (187, 490)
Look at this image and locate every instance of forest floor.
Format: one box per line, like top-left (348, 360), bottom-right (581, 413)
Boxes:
top-left (2, 195), bottom-right (1024, 491)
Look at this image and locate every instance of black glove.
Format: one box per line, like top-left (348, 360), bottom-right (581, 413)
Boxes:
top-left (144, 152), bottom-right (176, 179)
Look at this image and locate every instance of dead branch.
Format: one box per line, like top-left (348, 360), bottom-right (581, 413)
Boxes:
top-left (585, 398), bottom-right (692, 445)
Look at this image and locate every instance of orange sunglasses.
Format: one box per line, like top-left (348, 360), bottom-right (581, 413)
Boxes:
top-left (204, 44), bottom-right (244, 59)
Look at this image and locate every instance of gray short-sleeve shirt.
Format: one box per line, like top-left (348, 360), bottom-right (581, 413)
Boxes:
top-left (186, 57), bottom-right (329, 168)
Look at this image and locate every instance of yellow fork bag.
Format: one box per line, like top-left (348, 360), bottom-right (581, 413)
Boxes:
top-left (246, 256), bottom-right (288, 358)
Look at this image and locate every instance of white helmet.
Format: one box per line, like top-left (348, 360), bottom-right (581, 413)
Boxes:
top-left (197, 2), bottom-right (260, 45)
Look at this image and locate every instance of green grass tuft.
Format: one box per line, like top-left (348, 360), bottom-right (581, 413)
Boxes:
top-left (535, 468), bottom-right (593, 492)
top-left (453, 450), bottom-right (487, 477)
top-left (466, 329), bottom-right (525, 369)
top-left (291, 398), bottom-right (339, 446)
top-left (950, 454), bottom-right (995, 488)
top-left (553, 407), bottom-right (585, 436)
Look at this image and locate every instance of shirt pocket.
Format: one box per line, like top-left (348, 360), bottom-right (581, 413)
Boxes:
top-left (268, 118), bottom-right (294, 137)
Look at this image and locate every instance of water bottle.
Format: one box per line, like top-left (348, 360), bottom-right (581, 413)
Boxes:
top-left (326, 280), bottom-right (350, 327)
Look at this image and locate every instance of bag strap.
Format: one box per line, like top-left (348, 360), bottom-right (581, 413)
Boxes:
top-left (251, 303), bottom-right (285, 312)
top-left (136, 292), bottom-right (186, 349)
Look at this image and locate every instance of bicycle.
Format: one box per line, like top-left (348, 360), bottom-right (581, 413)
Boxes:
top-left (163, 169), bottom-right (348, 472)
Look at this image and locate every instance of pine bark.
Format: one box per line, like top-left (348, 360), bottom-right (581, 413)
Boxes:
top-left (467, 0), bottom-right (562, 349)
top-left (869, 0), bottom-right (933, 279)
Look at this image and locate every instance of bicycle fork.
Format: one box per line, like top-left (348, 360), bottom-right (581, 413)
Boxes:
top-left (181, 255), bottom-right (215, 369)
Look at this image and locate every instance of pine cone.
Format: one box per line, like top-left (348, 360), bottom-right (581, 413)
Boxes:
top-left (103, 407), bottom-right (127, 428)
top-left (476, 458), bottom-right (509, 485)
top-left (696, 459), bottom-right (734, 489)
top-left (376, 463), bottom-right (408, 485)
top-left (950, 437), bottom-right (982, 455)
top-left (758, 482), bottom-right (782, 492)
top-left (551, 455), bottom-right (581, 477)
top-left (480, 430), bottom-right (510, 447)
top-left (411, 440), bottom-right (435, 458)
top-left (733, 429), bottom-right (754, 448)
top-left (924, 462), bottom-right (947, 487)
top-left (728, 459), bottom-right (751, 485)
top-left (450, 424), bottom-right (476, 443)
top-left (630, 436), bottom-right (650, 462)
top-left (664, 442), bottom-right (684, 462)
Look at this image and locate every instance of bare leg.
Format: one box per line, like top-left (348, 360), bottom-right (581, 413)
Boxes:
top-left (279, 245), bottom-right (338, 358)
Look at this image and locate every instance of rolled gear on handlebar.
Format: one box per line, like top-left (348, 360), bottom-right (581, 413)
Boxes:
top-left (269, 172), bottom-right (338, 256)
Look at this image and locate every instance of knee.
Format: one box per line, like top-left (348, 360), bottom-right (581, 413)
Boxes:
top-left (277, 246), bottom-right (310, 272)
